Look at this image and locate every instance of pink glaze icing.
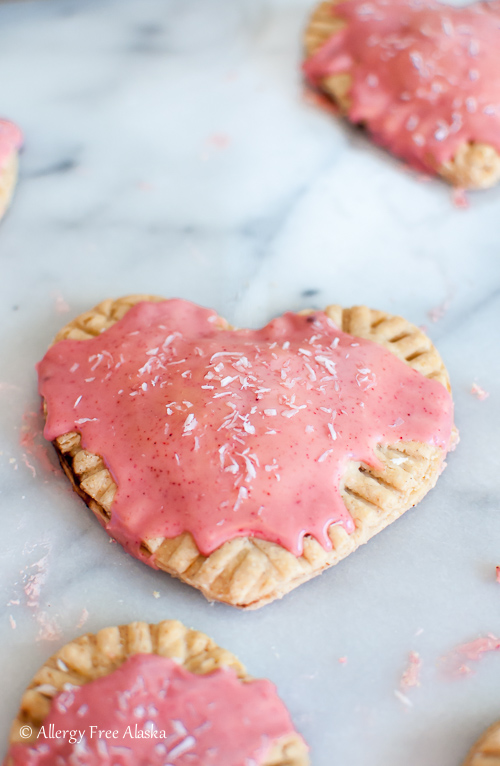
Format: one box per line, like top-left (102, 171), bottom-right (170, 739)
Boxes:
top-left (37, 300), bottom-right (453, 558)
top-left (6, 654), bottom-right (301, 765)
top-left (0, 119), bottom-right (22, 168)
top-left (303, 0), bottom-right (500, 173)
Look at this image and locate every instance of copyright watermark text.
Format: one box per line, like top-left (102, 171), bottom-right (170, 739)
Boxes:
top-left (34, 723), bottom-right (178, 745)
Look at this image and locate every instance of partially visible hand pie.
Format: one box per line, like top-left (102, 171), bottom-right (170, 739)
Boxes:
top-left (37, 295), bottom-right (456, 608)
top-left (0, 119), bottom-right (22, 219)
top-left (304, 0), bottom-right (500, 189)
top-left (5, 620), bottom-right (308, 766)
top-left (464, 720), bottom-right (500, 766)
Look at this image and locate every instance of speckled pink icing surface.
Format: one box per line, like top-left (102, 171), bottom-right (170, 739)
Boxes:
top-left (0, 119), bottom-right (22, 168)
top-left (37, 300), bottom-right (453, 558)
top-left (5, 654), bottom-right (301, 765)
top-left (303, 0), bottom-right (500, 173)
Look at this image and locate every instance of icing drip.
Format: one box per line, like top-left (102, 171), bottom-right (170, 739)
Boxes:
top-left (37, 300), bottom-right (453, 558)
top-left (303, 0), bottom-right (500, 173)
top-left (0, 119), bottom-right (22, 168)
top-left (6, 654), bottom-right (301, 765)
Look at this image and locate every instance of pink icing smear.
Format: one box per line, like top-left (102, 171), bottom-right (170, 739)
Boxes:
top-left (400, 650), bottom-right (422, 689)
top-left (0, 119), bottom-right (22, 168)
top-left (37, 299), bottom-right (453, 558)
top-left (442, 633), bottom-right (500, 676)
top-left (303, 0), bottom-right (500, 174)
top-left (6, 654), bottom-right (302, 765)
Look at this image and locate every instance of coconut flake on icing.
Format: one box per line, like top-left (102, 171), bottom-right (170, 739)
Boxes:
top-left (303, 0), bottom-right (500, 174)
top-left (0, 119), bottom-right (22, 168)
top-left (6, 654), bottom-right (302, 765)
top-left (37, 300), bottom-right (453, 558)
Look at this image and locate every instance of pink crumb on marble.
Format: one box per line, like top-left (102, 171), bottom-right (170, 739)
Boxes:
top-left (457, 664), bottom-right (473, 675)
top-left (471, 383), bottom-right (489, 400)
top-left (400, 651), bottom-right (422, 689)
top-left (452, 188), bottom-right (469, 209)
top-left (338, 656), bottom-right (348, 664)
top-left (52, 291), bottom-right (70, 315)
top-left (496, 566), bottom-right (500, 584)
top-left (208, 133), bottom-right (231, 148)
top-left (20, 409), bottom-right (58, 478)
top-left (21, 454), bottom-right (36, 478)
top-left (77, 607), bottom-right (89, 629)
top-left (428, 297), bottom-right (451, 323)
top-left (36, 611), bottom-right (62, 642)
top-left (442, 634), bottom-right (500, 677)
top-left (23, 554), bottom-right (49, 609)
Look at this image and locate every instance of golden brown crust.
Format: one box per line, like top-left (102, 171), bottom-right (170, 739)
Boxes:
top-left (463, 721), bottom-right (500, 766)
top-left (304, 0), bottom-right (351, 112)
top-left (304, 0), bottom-right (500, 189)
top-left (439, 143), bottom-right (500, 190)
top-left (7, 620), bottom-right (308, 766)
top-left (42, 295), bottom-right (455, 609)
top-left (0, 150), bottom-right (19, 220)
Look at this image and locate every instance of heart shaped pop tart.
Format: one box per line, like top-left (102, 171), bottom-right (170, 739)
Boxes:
top-left (304, 0), bottom-right (500, 188)
top-left (37, 296), bottom-right (456, 608)
top-left (5, 620), bottom-right (309, 766)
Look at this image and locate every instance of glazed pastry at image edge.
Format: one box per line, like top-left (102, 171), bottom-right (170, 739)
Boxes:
top-left (463, 720), bottom-right (500, 766)
top-left (36, 295), bottom-right (457, 608)
top-left (303, 0), bottom-right (500, 189)
top-left (4, 620), bottom-right (309, 765)
top-left (0, 119), bottom-right (22, 219)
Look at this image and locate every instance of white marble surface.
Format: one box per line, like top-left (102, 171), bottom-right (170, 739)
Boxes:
top-left (1, 0), bottom-right (500, 763)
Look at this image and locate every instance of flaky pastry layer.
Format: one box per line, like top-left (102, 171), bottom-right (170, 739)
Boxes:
top-left (304, 0), bottom-right (500, 190)
top-left (42, 295), bottom-right (456, 609)
top-left (7, 619), bottom-right (308, 766)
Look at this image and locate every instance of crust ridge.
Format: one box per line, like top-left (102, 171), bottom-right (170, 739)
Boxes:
top-left (463, 721), bottom-right (500, 766)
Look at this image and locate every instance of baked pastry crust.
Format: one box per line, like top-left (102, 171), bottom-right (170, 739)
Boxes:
top-left (7, 619), bottom-right (309, 766)
top-left (0, 149), bottom-right (19, 220)
top-left (41, 295), bottom-right (455, 609)
top-left (304, 0), bottom-right (500, 190)
top-left (463, 720), bottom-right (500, 766)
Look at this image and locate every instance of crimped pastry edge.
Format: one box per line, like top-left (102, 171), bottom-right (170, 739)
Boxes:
top-left (303, 0), bottom-right (500, 190)
top-left (0, 150), bottom-right (19, 219)
top-left (7, 619), bottom-right (309, 766)
top-left (44, 295), bottom-right (456, 609)
top-left (463, 720), bottom-right (500, 766)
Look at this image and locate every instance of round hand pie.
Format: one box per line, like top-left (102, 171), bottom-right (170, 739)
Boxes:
top-left (5, 619), bottom-right (308, 766)
top-left (0, 119), bottom-right (22, 219)
top-left (37, 295), bottom-right (456, 608)
top-left (304, 0), bottom-right (500, 189)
